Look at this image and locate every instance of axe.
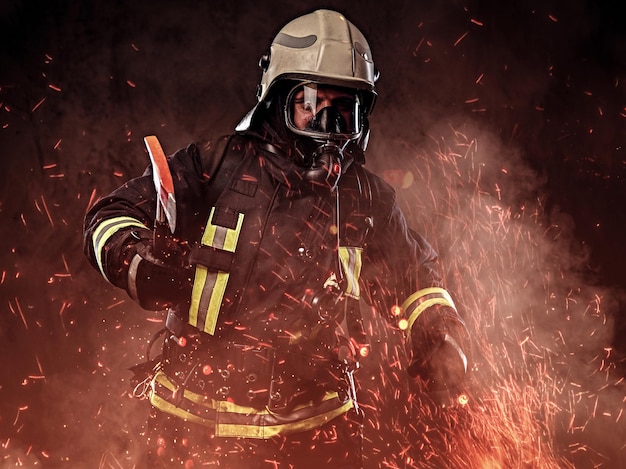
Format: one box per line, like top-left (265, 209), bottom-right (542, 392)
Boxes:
top-left (143, 135), bottom-right (176, 258)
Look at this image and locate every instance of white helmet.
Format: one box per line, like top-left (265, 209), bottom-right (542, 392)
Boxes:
top-left (236, 9), bottom-right (378, 142)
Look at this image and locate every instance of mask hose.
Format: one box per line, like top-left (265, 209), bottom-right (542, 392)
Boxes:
top-left (302, 142), bottom-right (345, 190)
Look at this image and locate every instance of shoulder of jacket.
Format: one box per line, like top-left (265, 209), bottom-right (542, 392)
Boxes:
top-left (356, 165), bottom-right (397, 203)
top-left (176, 134), bottom-right (255, 182)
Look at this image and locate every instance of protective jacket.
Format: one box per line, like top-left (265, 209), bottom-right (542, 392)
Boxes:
top-left (83, 132), bottom-right (466, 439)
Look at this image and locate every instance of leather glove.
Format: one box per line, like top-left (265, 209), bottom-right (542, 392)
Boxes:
top-left (122, 228), bottom-right (193, 311)
top-left (408, 332), bottom-right (468, 391)
top-left (407, 307), bottom-right (469, 391)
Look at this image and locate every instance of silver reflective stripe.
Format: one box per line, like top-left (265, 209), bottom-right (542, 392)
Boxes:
top-left (444, 333), bottom-right (468, 373)
top-left (127, 253), bottom-right (143, 302)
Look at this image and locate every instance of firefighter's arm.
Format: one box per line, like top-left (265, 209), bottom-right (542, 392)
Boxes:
top-left (402, 291), bottom-right (469, 391)
top-left (83, 157), bottom-right (195, 310)
top-left (400, 229), bottom-right (469, 390)
top-left (83, 139), bottom-right (227, 309)
top-left (370, 189), bottom-right (469, 390)
top-left (94, 224), bottom-right (192, 311)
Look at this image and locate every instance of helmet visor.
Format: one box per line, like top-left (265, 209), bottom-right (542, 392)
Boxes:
top-left (285, 83), bottom-right (362, 141)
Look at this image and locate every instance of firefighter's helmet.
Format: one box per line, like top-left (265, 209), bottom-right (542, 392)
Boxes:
top-left (236, 9), bottom-right (379, 142)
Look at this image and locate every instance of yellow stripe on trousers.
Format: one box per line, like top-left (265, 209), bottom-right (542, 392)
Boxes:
top-left (148, 370), bottom-right (354, 439)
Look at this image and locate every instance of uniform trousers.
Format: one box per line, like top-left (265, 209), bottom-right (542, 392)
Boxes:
top-left (141, 408), bottom-right (364, 468)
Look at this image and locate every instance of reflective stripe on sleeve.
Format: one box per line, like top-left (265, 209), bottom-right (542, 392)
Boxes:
top-left (92, 216), bottom-right (148, 282)
top-left (188, 208), bottom-right (244, 335)
top-left (148, 370), bottom-right (353, 439)
top-left (338, 246), bottom-right (362, 299)
top-left (401, 287), bottom-right (456, 335)
top-left (127, 253), bottom-right (143, 303)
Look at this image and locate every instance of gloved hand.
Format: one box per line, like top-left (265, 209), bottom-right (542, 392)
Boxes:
top-left (407, 307), bottom-right (469, 391)
top-left (408, 333), bottom-right (468, 391)
top-left (122, 228), bottom-right (193, 311)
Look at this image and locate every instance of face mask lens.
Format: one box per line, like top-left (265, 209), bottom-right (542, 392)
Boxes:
top-left (306, 107), bottom-right (347, 134)
top-left (287, 84), bottom-right (361, 139)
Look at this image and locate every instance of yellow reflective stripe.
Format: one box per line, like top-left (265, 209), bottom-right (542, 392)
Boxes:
top-left (154, 370), bottom-right (343, 414)
top-left (338, 246), bottom-right (362, 299)
top-left (149, 393), bottom-right (213, 428)
top-left (401, 287), bottom-right (455, 312)
top-left (149, 370), bottom-right (353, 439)
top-left (216, 399), bottom-right (353, 438)
top-left (401, 287), bottom-right (456, 334)
top-left (188, 268), bottom-right (207, 327)
top-left (148, 371), bottom-right (218, 428)
top-left (152, 370), bottom-right (211, 405)
top-left (92, 216), bottom-right (148, 281)
top-left (188, 208), bottom-right (244, 334)
top-left (406, 298), bottom-right (455, 333)
top-left (202, 272), bottom-right (231, 334)
top-left (200, 209), bottom-right (219, 245)
top-left (222, 217), bottom-right (243, 251)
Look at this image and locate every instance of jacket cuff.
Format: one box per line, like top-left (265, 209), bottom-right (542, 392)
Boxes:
top-left (91, 216), bottom-right (149, 282)
top-left (400, 287), bottom-right (457, 339)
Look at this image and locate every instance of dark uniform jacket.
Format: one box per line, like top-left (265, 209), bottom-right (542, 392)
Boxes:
top-left (83, 132), bottom-right (465, 438)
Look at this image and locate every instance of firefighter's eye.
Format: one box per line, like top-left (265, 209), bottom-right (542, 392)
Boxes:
top-left (332, 97), bottom-right (356, 112)
top-left (294, 98), bottom-right (314, 112)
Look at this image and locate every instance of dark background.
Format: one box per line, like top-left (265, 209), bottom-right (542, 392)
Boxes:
top-left (0, 0), bottom-right (624, 467)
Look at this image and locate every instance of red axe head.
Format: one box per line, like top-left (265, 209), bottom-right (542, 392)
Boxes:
top-left (144, 135), bottom-right (176, 233)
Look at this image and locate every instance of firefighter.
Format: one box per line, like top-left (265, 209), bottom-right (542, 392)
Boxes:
top-left (83, 9), bottom-right (469, 468)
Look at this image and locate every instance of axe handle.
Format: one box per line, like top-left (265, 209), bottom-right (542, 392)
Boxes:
top-left (153, 220), bottom-right (169, 260)
top-left (152, 170), bottom-right (171, 260)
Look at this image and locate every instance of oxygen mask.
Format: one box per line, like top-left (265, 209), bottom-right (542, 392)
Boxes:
top-left (286, 83), bottom-right (365, 190)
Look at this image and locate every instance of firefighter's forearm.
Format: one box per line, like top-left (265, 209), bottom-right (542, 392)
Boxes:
top-left (401, 287), bottom-right (469, 390)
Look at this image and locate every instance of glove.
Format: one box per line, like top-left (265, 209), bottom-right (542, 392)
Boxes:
top-left (122, 228), bottom-right (193, 310)
top-left (407, 307), bottom-right (469, 391)
top-left (408, 333), bottom-right (468, 391)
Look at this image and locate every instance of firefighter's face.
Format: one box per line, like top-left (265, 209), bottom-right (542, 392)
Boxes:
top-left (291, 85), bottom-right (357, 131)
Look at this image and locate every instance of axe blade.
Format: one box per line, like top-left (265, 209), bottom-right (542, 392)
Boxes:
top-left (144, 135), bottom-right (177, 234)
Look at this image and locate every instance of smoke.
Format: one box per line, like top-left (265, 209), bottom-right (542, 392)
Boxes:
top-left (362, 98), bottom-right (625, 467)
top-left (358, 2), bottom-right (625, 465)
